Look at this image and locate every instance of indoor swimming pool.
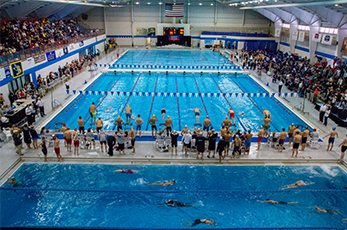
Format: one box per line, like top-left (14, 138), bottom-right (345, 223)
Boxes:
top-left (45, 72), bottom-right (309, 132)
top-left (111, 50), bottom-right (234, 68)
top-left (1, 163), bottom-right (347, 229)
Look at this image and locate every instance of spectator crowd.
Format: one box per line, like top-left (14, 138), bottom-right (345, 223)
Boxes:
top-left (1, 18), bottom-right (84, 56)
top-left (234, 49), bottom-right (347, 121)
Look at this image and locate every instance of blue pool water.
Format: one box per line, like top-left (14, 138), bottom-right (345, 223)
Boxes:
top-left (46, 72), bottom-right (309, 132)
top-left (112, 50), bottom-right (233, 68)
top-left (1, 163), bottom-right (347, 229)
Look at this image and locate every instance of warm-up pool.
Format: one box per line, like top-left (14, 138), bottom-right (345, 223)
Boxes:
top-left (46, 72), bottom-right (309, 132)
top-left (1, 163), bottom-right (347, 229)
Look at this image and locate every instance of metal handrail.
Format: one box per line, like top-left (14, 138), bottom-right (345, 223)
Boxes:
top-left (0, 30), bottom-right (105, 67)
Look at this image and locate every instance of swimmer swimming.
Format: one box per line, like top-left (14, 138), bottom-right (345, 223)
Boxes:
top-left (192, 108), bottom-right (202, 123)
top-left (7, 177), bottom-right (23, 187)
top-left (187, 219), bottom-right (215, 227)
top-left (239, 112), bottom-right (245, 116)
top-left (148, 180), bottom-right (176, 186)
top-left (282, 180), bottom-right (314, 190)
top-left (314, 206), bottom-right (336, 214)
top-left (258, 199), bottom-right (297, 204)
top-left (115, 169), bottom-right (134, 174)
top-left (161, 200), bottom-right (196, 207)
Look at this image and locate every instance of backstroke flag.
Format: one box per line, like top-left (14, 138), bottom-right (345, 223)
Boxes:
top-left (165, 3), bottom-right (184, 17)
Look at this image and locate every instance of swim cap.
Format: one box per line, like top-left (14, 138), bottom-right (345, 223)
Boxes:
top-left (185, 125), bottom-right (187, 128)
top-left (167, 115), bottom-right (169, 118)
top-left (67, 127), bottom-right (70, 130)
top-left (332, 127), bottom-right (336, 130)
top-left (235, 135), bottom-right (239, 138)
top-left (292, 123), bottom-right (294, 125)
top-left (226, 116), bottom-right (228, 119)
top-left (153, 114), bottom-right (155, 117)
top-left (74, 128), bottom-right (77, 131)
top-left (313, 129), bottom-right (316, 131)
top-left (260, 126), bottom-right (263, 128)
top-left (118, 116), bottom-right (120, 118)
top-left (128, 105), bottom-right (130, 107)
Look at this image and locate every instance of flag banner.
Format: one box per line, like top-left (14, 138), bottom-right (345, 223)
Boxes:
top-left (321, 34), bottom-right (334, 45)
top-left (298, 31), bottom-right (305, 42)
top-left (165, 3), bottom-right (184, 17)
top-left (312, 33), bottom-right (322, 42)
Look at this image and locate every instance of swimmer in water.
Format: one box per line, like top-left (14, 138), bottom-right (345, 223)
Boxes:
top-left (239, 112), bottom-right (245, 116)
top-left (187, 219), bottom-right (215, 227)
top-left (115, 169), bottom-right (134, 174)
top-left (7, 178), bottom-right (24, 187)
top-left (161, 200), bottom-right (196, 207)
top-left (258, 199), bottom-right (297, 204)
top-left (314, 206), bottom-right (336, 214)
top-left (148, 180), bottom-right (176, 186)
top-left (282, 180), bottom-right (314, 190)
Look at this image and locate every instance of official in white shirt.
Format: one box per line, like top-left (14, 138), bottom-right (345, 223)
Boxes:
top-left (36, 97), bottom-right (45, 117)
top-left (25, 104), bottom-right (33, 126)
top-left (319, 102), bottom-right (327, 124)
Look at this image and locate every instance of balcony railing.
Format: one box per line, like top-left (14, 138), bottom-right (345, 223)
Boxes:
top-left (0, 29), bottom-right (105, 68)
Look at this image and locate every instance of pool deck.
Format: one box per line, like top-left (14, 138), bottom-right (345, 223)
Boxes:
top-left (0, 47), bottom-right (346, 180)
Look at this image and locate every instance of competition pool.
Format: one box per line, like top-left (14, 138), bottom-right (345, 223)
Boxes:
top-left (111, 50), bottom-right (233, 68)
top-left (45, 72), bottom-right (309, 132)
top-left (1, 163), bottom-right (347, 229)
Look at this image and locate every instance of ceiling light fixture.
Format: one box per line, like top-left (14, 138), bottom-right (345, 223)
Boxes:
top-left (135, 1), bottom-right (139, 4)
top-left (199, 3), bottom-right (202, 5)
top-left (159, 2), bottom-right (162, 5)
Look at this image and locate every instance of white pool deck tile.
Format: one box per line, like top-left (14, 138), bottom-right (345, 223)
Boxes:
top-left (0, 48), bottom-right (346, 177)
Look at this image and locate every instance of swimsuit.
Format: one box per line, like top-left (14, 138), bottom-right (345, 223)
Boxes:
top-left (257, 136), bottom-right (262, 142)
top-left (279, 139), bottom-right (285, 145)
top-left (302, 137), bottom-right (307, 144)
top-left (195, 112), bottom-right (200, 116)
top-left (293, 143), bottom-right (300, 149)
top-left (245, 140), bottom-right (251, 147)
top-left (341, 146), bottom-right (347, 153)
top-left (328, 137), bottom-right (335, 144)
top-left (126, 113), bottom-right (131, 119)
top-left (229, 112), bottom-right (235, 119)
top-left (136, 125), bottom-right (141, 131)
top-left (74, 140), bottom-right (80, 147)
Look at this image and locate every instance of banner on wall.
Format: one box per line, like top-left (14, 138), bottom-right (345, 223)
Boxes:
top-left (136, 27), bottom-right (156, 36)
top-left (34, 54), bottom-right (46, 64)
top-left (292, 31), bottom-right (298, 41)
top-left (275, 28), bottom-right (281, 37)
top-left (312, 33), bottom-right (322, 42)
top-left (79, 41), bottom-right (84, 47)
top-left (10, 61), bottom-right (24, 78)
top-left (298, 31), bottom-right (305, 42)
top-left (4, 65), bottom-right (12, 78)
top-left (26, 57), bottom-right (35, 68)
top-left (340, 37), bottom-right (347, 53)
top-left (321, 34), bottom-right (334, 45)
top-left (69, 44), bottom-right (75, 51)
top-left (63, 47), bottom-right (68, 55)
top-left (46, 51), bottom-right (56, 61)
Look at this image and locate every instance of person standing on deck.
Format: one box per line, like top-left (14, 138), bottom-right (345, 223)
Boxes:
top-left (165, 116), bottom-right (173, 136)
top-left (89, 102), bottom-right (97, 123)
top-left (300, 127), bottom-right (310, 151)
top-left (125, 105), bottom-right (132, 123)
top-left (292, 131), bottom-right (302, 158)
top-left (323, 127), bottom-right (338, 151)
top-left (135, 114), bottom-right (144, 137)
top-left (338, 135), bottom-right (347, 161)
top-left (149, 114), bottom-right (158, 138)
top-left (257, 126), bottom-right (265, 151)
top-left (287, 123), bottom-right (295, 146)
top-left (203, 115), bottom-right (212, 132)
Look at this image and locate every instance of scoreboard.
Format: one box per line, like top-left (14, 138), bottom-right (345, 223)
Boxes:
top-left (163, 27), bottom-right (184, 36)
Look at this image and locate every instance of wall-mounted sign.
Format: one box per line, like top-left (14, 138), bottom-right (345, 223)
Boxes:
top-left (292, 31), bottom-right (298, 41)
top-left (4, 65), bottom-right (12, 78)
top-left (321, 34), bottom-right (334, 45)
top-left (298, 31), bottom-right (305, 42)
top-left (34, 54), bottom-right (46, 64)
top-left (63, 46), bottom-right (68, 55)
top-left (79, 41), bottom-right (84, 47)
top-left (10, 61), bottom-right (24, 78)
top-left (312, 33), bottom-right (322, 42)
top-left (46, 51), bottom-right (56, 61)
top-left (275, 28), bottom-right (281, 37)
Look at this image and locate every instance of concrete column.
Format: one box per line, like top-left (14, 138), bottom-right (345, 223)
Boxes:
top-left (131, 1), bottom-right (134, 47)
top-left (274, 21), bottom-right (283, 51)
top-left (309, 21), bottom-right (321, 64)
top-left (103, 8), bottom-right (107, 35)
top-left (337, 28), bottom-right (347, 58)
top-left (289, 20), bottom-right (298, 54)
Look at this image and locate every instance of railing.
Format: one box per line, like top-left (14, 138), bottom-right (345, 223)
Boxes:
top-left (0, 29), bottom-right (105, 68)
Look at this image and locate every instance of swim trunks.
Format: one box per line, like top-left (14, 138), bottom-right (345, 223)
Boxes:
top-left (203, 126), bottom-right (209, 131)
top-left (122, 170), bottom-right (134, 174)
top-left (118, 143), bottom-right (125, 150)
top-left (126, 114), bottom-right (131, 119)
top-left (341, 146), bottom-right (347, 153)
top-left (136, 125), bottom-right (141, 131)
top-left (229, 112), bottom-right (235, 119)
top-left (302, 137), bottom-right (307, 144)
top-left (151, 125), bottom-right (157, 131)
top-left (79, 127), bottom-right (85, 133)
top-left (233, 146), bottom-right (240, 155)
top-left (171, 142), bottom-right (177, 147)
top-left (195, 112), bottom-right (199, 116)
top-left (131, 139), bottom-right (135, 147)
top-left (74, 140), bottom-right (80, 147)
top-left (328, 137), bottom-right (335, 144)
top-left (264, 125), bottom-right (270, 131)
top-left (100, 141), bottom-right (106, 145)
top-left (257, 136), bottom-right (262, 142)
top-left (54, 147), bottom-right (60, 155)
top-left (293, 143), bottom-right (299, 149)
top-left (276, 201), bottom-right (287, 205)
top-left (245, 140), bottom-right (251, 147)
top-left (96, 127), bottom-right (102, 132)
top-left (66, 138), bottom-right (72, 145)
top-left (279, 139), bottom-right (285, 145)
top-left (288, 133), bottom-right (293, 138)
